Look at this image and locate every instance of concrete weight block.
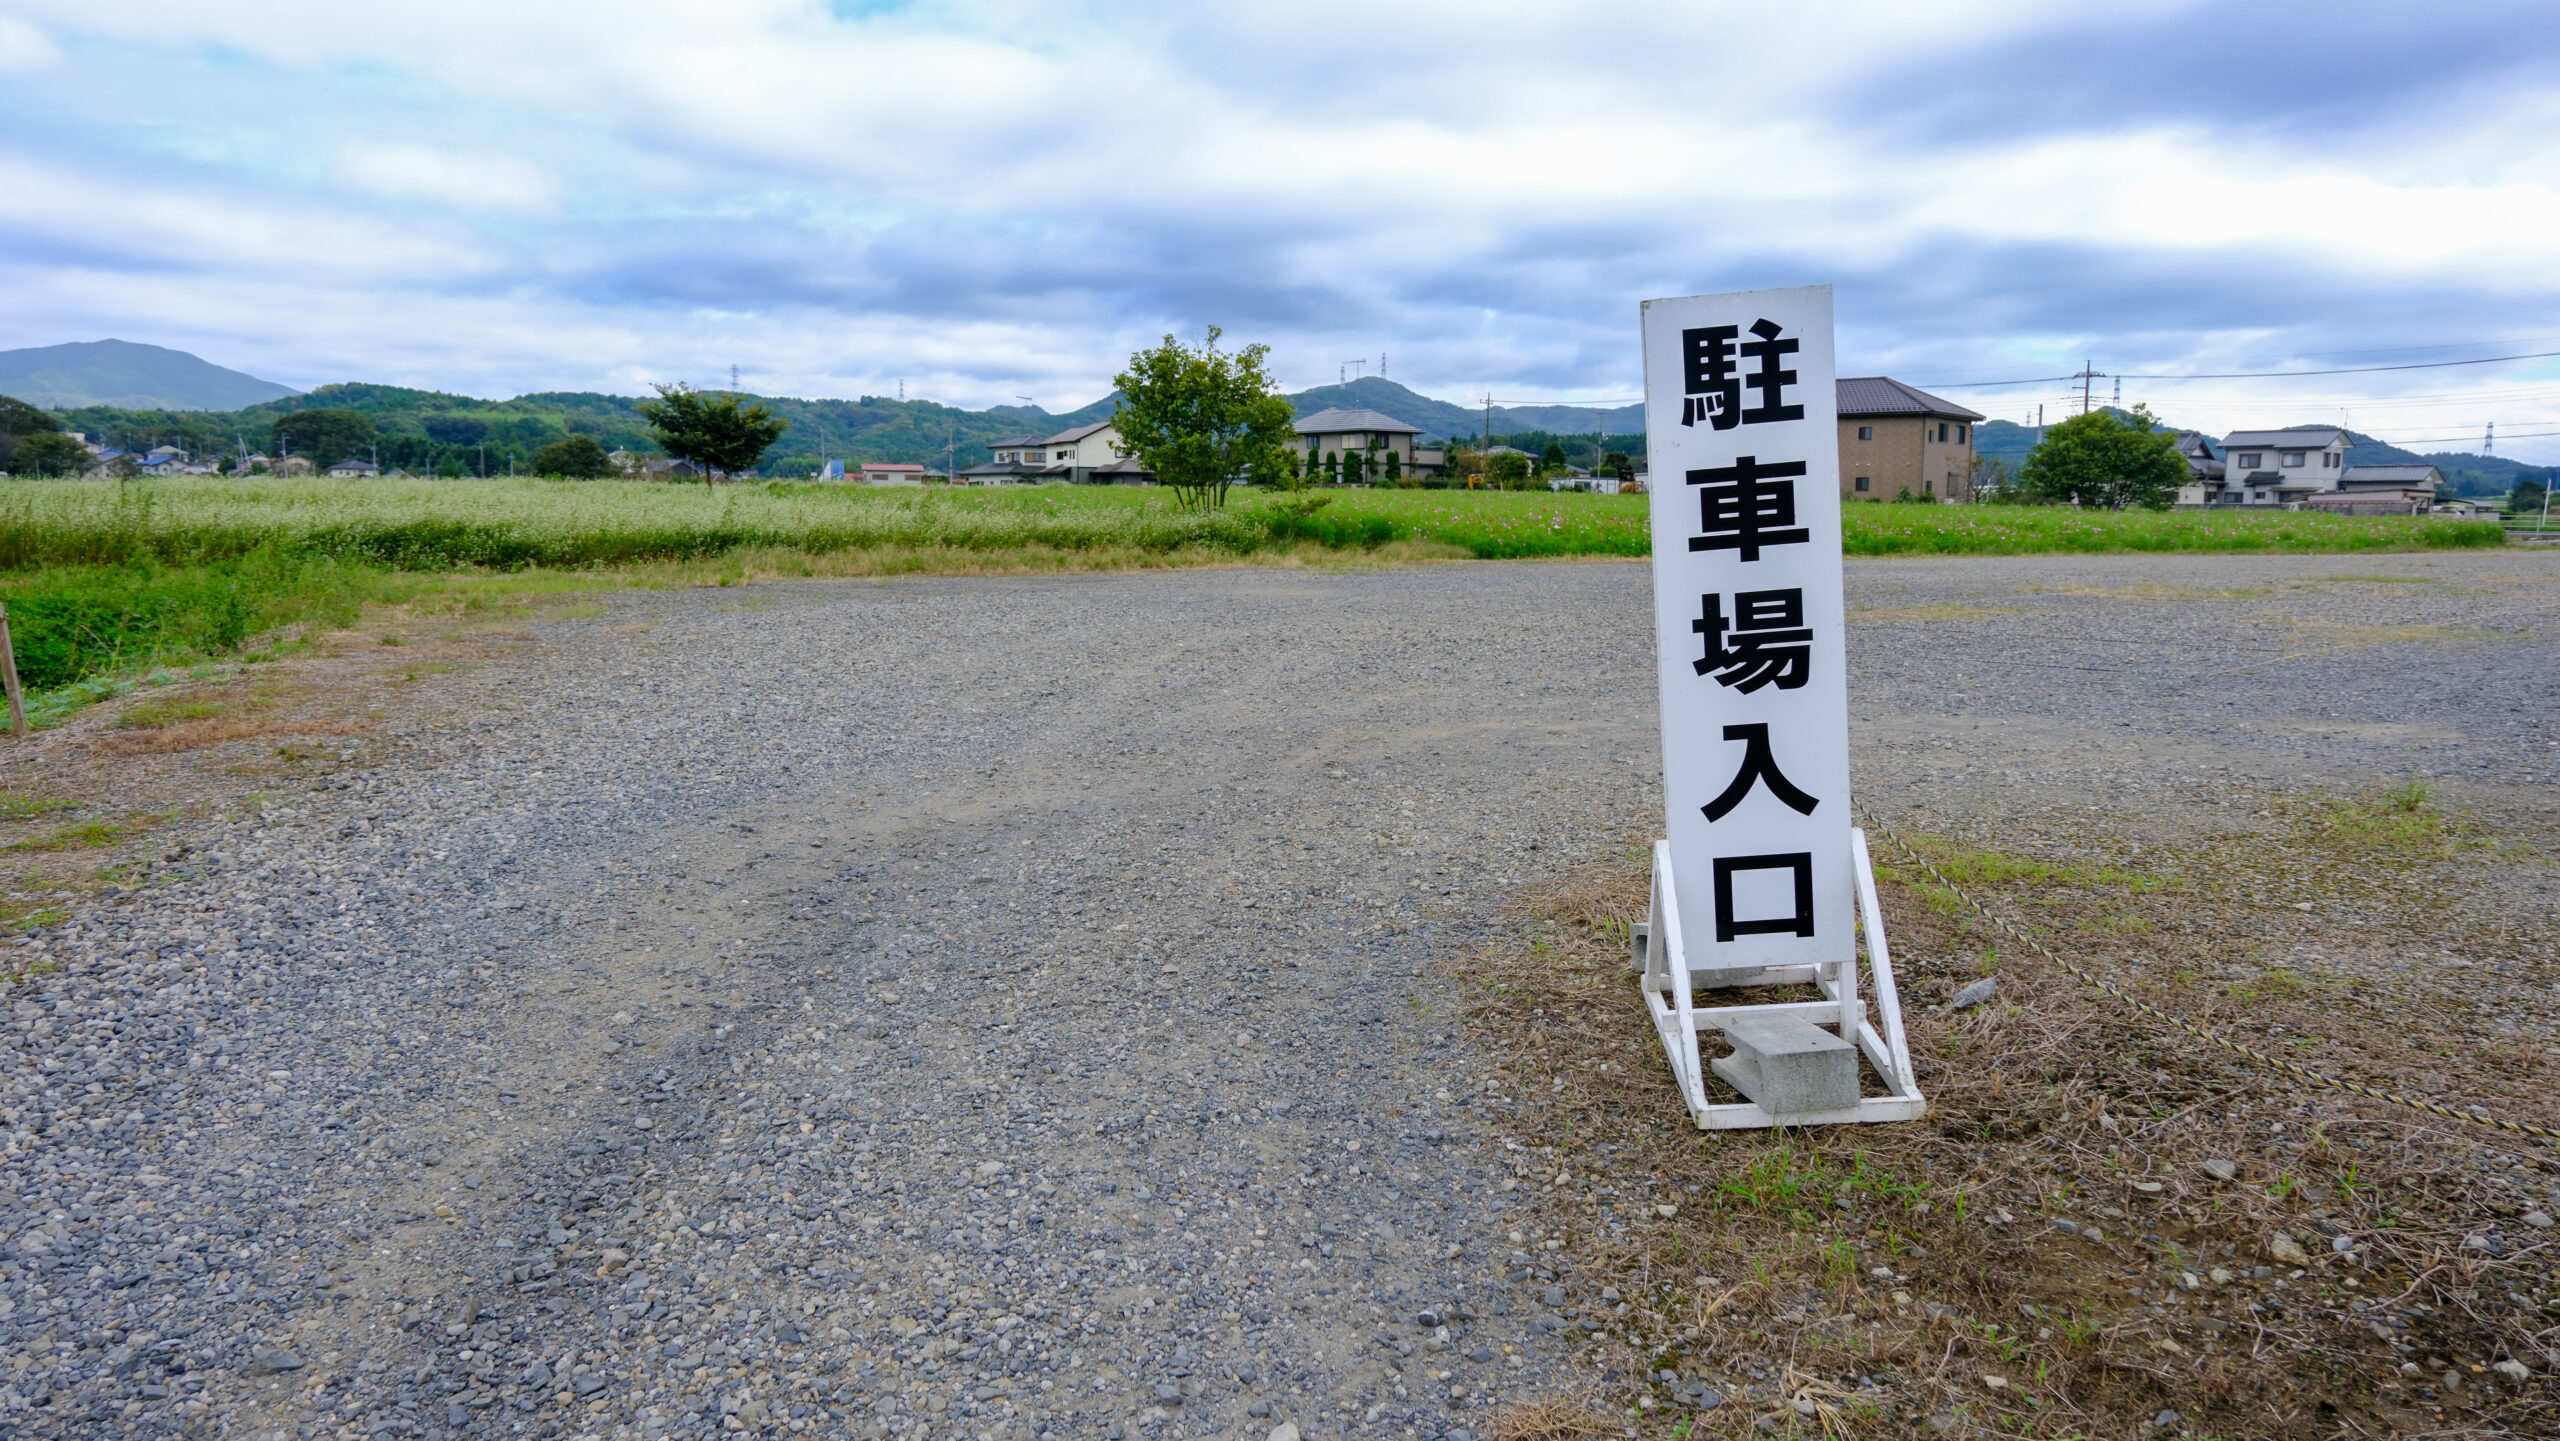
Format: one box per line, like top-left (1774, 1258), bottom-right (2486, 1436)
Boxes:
top-left (1709, 1015), bottom-right (1860, 1116)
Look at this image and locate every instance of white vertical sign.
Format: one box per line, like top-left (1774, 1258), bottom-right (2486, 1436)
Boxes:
top-left (1641, 285), bottom-right (1854, 970)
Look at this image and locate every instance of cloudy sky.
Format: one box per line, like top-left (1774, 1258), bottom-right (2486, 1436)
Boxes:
top-left (3, 0), bottom-right (2557, 455)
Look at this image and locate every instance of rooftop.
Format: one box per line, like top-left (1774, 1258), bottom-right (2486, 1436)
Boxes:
top-left (1835, 377), bottom-right (1984, 422)
top-left (2222, 427), bottom-right (2349, 449)
top-left (1293, 407), bottom-right (1424, 436)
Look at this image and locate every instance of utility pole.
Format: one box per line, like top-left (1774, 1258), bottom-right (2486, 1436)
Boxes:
top-left (947, 424), bottom-right (956, 487)
top-left (2073, 360), bottom-right (2099, 415)
top-left (1482, 393), bottom-right (1492, 448)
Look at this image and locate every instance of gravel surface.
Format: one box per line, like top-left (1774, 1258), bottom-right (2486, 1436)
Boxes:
top-left (2, 548), bottom-right (2552, 1441)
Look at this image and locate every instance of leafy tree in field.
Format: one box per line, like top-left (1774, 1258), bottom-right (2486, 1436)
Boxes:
top-left (2018, 405), bottom-right (2187, 510)
top-left (2513, 478), bottom-right (2547, 516)
top-left (1486, 451), bottom-right (1532, 489)
top-left (1384, 449), bottom-right (1403, 485)
top-left (637, 384), bottom-right (788, 483)
top-left (1604, 450), bottom-right (1632, 482)
top-left (270, 408), bottom-right (377, 468)
top-left (1109, 327), bottom-right (1294, 512)
top-left (1539, 439), bottom-right (1568, 470)
top-left (11, 431), bottom-right (88, 476)
top-left (0, 393), bottom-right (58, 440)
top-left (532, 435), bottom-right (615, 479)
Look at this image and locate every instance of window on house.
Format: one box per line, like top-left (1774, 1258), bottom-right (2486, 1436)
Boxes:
top-left (2279, 451), bottom-right (2305, 467)
top-left (2325, 452), bottom-right (2338, 468)
top-left (1935, 423), bottom-right (1948, 442)
top-left (1924, 478), bottom-right (1935, 495)
top-left (2237, 453), bottom-right (2261, 469)
top-left (1856, 426), bottom-right (1872, 441)
top-left (1854, 476), bottom-right (1869, 492)
top-left (1958, 424), bottom-right (1968, 443)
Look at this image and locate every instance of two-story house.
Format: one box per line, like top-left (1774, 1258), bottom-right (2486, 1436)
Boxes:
top-left (1290, 408), bottom-right (1444, 479)
top-left (957, 421), bottom-right (1131, 484)
top-left (2212, 427), bottom-right (2348, 506)
top-left (1836, 378), bottom-right (1983, 501)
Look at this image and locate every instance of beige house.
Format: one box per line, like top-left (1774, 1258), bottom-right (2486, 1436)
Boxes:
top-left (1836, 378), bottom-right (1982, 502)
top-left (1290, 407), bottom-right (1444, 479)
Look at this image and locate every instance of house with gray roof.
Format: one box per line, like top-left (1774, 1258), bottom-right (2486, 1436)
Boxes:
top-left (1291, 407), bottom-right (1443, 481)
top-left (955, 421), bottom-right (1133, 484)
top-left (2211, 426), bottom-right (2348, 507)
top-left (1837, 378), bottom-right (1983, 501)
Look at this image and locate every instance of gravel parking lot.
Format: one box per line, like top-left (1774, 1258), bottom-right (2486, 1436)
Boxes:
top-left (1, 548), bottom-right (2553, 1441)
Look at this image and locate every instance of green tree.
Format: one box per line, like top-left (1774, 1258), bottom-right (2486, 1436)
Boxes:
top-left (1109, 327), bottom-right (1294, 512)
top-left (1324, 451), bottom-right (1340, 483)
top-left (269, 408), bottom-right (377, 467)
top-left (636, 384), bottom-right (788, 483)
top-left (10, 431), bottom-right (88, 476)
top-left (2018, 406), bottom-right (2187, 510)
top-left (1486, 451), bottom-right (1532, 489)
top-left (0, 393), bottom-right (58, 440)
top-left (2512, 478), bottom-right (2547, 516)
top-left (1539, 439), bottom-right (1568, 471)
top-left (1603, 450), bottom-right (1632, 482)
top-left (1344, 450), bottom-right (1365, 485)
top-left (532, 435), bottom-right (614, 478)
top-left (1383, 449), bottom-right (1404, 485)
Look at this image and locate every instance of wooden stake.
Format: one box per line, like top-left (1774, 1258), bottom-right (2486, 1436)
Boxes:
top-left (0, 602), bottom-right (26, 738)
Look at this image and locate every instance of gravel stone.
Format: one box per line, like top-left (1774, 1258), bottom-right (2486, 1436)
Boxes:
top-left (1, 550), bottom-right (2548, 1440)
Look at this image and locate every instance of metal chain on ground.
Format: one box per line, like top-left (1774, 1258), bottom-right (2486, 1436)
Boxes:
top-left (1863, 818), bottom-right (2560, 1145)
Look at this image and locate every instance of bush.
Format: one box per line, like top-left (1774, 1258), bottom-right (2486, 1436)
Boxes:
top-left (532, 436), bottom-right (614, 479)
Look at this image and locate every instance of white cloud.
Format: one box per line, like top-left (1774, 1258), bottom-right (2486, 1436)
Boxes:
top-left (337, 142), bottom-right (557, 215)
top-left (0, 1), bottom-right (2555, 457)
top-left (0, 17), bottom-right (60, 73)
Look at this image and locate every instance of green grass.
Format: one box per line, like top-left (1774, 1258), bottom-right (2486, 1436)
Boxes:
top-left (1839, 502), bottom-right (2505, 555)
top-left (0, 478), bottom-right (2509, 702)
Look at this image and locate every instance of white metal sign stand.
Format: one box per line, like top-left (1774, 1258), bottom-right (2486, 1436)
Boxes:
top-left (1633, 284), bottom-right (1923, 1130)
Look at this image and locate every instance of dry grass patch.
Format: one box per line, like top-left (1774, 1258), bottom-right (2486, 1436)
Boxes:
top-left (1454, 797), bottom-right (2558, 1438)
top-left (1488, 1394), bottom-right (1608, 1440)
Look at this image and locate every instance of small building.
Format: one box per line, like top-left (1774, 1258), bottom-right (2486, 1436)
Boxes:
top-left (2215, 427), bottom-right (2349, 507)
top-left (1291, 408), bottom-right (1439, 479)
top-left (2303, 487), bottom-right (2432, 516)
top-left (1836, 378), bottom-right (1982, 501)
top-left (858, 462), bottom-right (929, 486)
top-left (606, 449), bottom-right (643, 475)
top-left (277, 455), bottom-right (314, 475)
top-left (815, 459), bottom-right (845, 481)
top-left (2338, 462), bottom-right (2444, 494)
top-left (327, 458), bottom-right (380, 478)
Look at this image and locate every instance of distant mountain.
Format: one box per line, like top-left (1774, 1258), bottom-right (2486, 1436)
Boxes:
top-left (0, 340), bottom-right (297, 411)
top-left (1279, 377), bottom-right (1639, 439)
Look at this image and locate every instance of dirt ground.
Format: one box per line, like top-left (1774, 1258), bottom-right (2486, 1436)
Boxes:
top-left (1460, 551), bottom-right (2560, 1440)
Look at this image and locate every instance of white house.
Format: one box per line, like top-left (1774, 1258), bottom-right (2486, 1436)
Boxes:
top-left (956, 421), bottom-right (1130, 484)
top-left (327, 458), bottom-right (380, 478)
top-left (2209, 427), bottom-right (2350, 507)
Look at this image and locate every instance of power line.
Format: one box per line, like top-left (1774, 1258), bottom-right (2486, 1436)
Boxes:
top-left (1924, 346), bottom-right (2560, 390)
